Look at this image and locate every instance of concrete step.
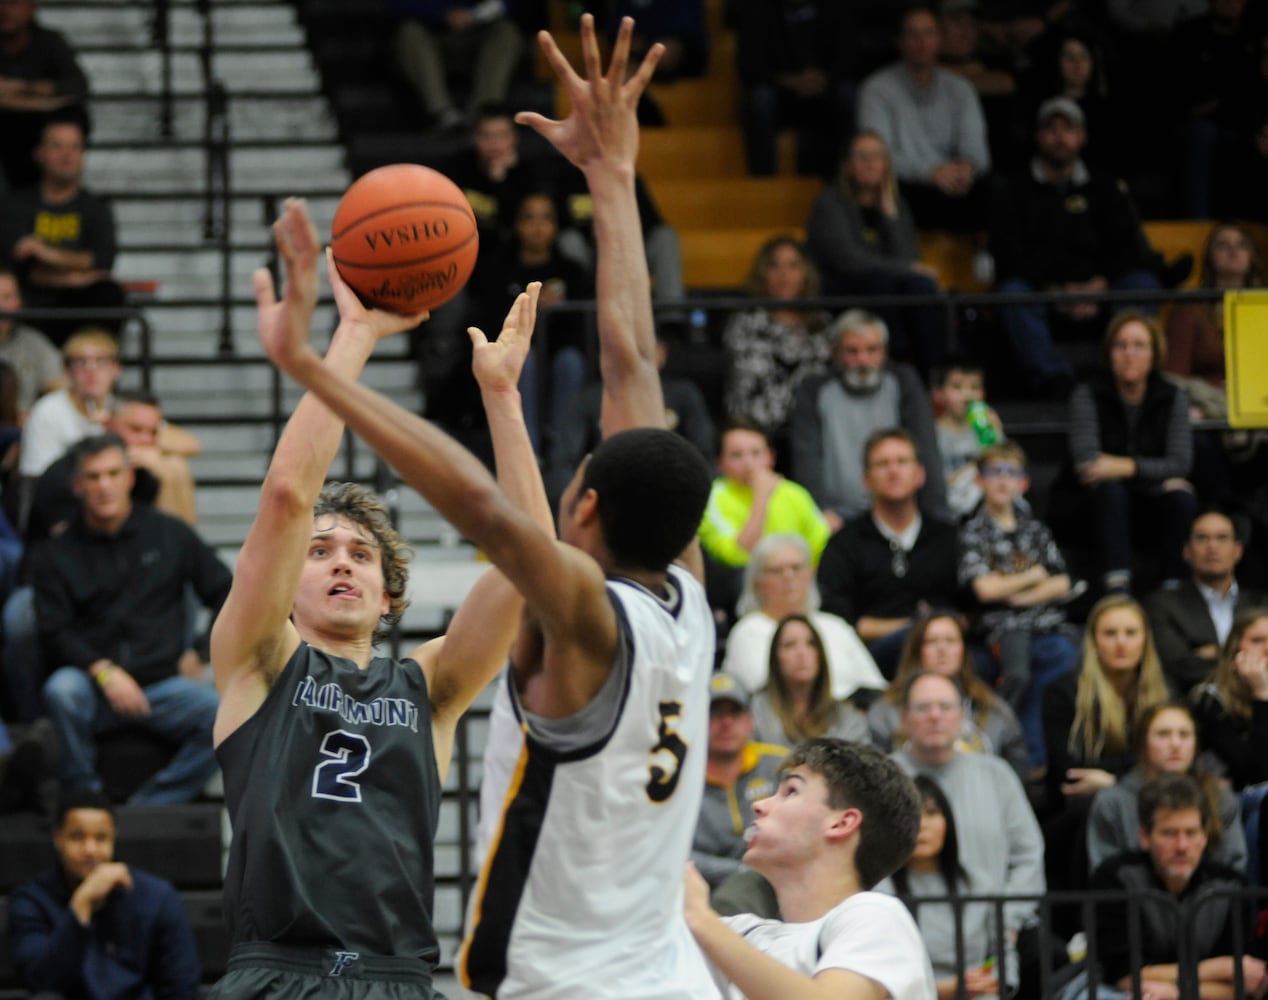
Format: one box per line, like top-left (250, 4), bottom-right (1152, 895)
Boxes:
top-left (86, 145), bottom-right (348, 194)
top-left (42, 4), bottom-right (304, 49)
top-left (92, 95), bottom-right (337, 145)
top-left (112, 191), bottom-right (343, 249)
top-left (81, 50), bottom-right (321, 96)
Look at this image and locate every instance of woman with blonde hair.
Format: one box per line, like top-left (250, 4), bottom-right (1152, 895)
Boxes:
top-left (1190, 607), bottom-right (1268, 789)
top-left (748, 614), bottom-right (870, 748)
top-left (869, 610), bottom-right (1029, 779)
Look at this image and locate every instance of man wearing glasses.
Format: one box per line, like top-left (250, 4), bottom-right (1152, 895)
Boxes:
top-left (817, 427), bottom-right (962, 678)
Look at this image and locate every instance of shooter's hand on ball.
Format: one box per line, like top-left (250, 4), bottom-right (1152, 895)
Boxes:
top-left (327, 244), bottom-right (429, 345)
top-left (255, 197), bottom-right (321, 375)
top-left (469, 281), bottom-right (542, 399)
top-left (516, 15), bottom-right (661, 179)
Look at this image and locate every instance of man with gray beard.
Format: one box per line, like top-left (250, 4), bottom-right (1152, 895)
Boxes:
top-left (791, 309), bottom-right (946, 530)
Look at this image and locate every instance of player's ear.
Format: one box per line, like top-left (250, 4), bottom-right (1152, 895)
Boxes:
top-left (827, 807), bottom-right (862, 844)
top-left (573, 487), bottom-right (600, 525)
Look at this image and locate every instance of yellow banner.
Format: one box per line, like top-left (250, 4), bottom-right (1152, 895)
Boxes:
top-left (1225, 290), bottom-right (1268, 428)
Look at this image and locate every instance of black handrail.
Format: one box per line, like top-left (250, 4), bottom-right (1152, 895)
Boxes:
top-left (150, 0), bottom-right (173, 139)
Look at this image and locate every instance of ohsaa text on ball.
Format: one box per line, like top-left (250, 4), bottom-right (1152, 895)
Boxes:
top-left (363, 218), bottom-right (452, 251)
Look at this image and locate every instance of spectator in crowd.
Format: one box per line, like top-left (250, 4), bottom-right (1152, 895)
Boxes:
top-left (692, 673), bottom-right (788, 890)
top-left (547, 325), bottom-right (713, 503)
top-left (959, 440), bottom-right (1080, 767)
top-left (1146, 507), bottom-right (1265, 695)
top-left (734, 0), bottom-right (855, 177)
top-left (1059, 311), bottom-right (1196, 596)
top-left (8, 789), bottom-right (200, 998)
top-left (1165, 222), bottom-right (1265, 397)
top-left (931, 357), bottom-right (1002, 519)
top-left (804, 130), bottom-right (948, 380)
top-left (939, 0), bottom-right (1025, 170)
top-left (609, 0), bottom-right (708, 83)
top-left (684, 739), bottom-right (936, 998)
top-left (18, 325), bottom-right (115, 481)
top-left (748, 614), bottom-right (871, 749)
top-left (817, 428), bottom-right (962, 678)
top-left (885, 773), bottom-right (1009, 999)
top-left (988, 98), bottom-right (1162, 398)
top-left (35, 433), bottom-right (229, 803)
top-left (448, 104), bottom-right (546, 249)
top-left (1042, 594), bottom-right (1170, 885)
top-left (387, 0), bottom-right (523, 133)
top-left (891, 671), bottom-right (1046, 958)
top-left (1024, 31), bottom-right (1121, 173)
top-left (722, 533), bottom-right (887, 703)
top-left (699, 419), bottom-right (830, 612)
top-left (0, 115), bottom-right (125, 347)
top-left (1087, 701), bottom-right (1246, 874)
top-left (0, 264), bottom-right (62, 417)
top-left (1080, 773), bottom-right (1265, 1000)
top-left (1171, 0), bottom-right (1257, 218)
top-left (1219, 29), bottom-right (1268, 222)
top-left (792, 312), bottom-right (948, 528)
top-left (858, 5), bottom-right (992, 230)
top-left (721, 235), bottom-right (831, 465)
top-left (868, 610), bottom-right (1029, 780)
top-left (467, 190), bottom-right (593, 455)
top-left (1190, 607), bottom-right (1268, 789)
top-left (0, 0), bottom-right (89, 192)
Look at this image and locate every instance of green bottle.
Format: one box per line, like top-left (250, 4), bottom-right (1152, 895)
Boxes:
top-left (966, 400), bottom-right (998, 446)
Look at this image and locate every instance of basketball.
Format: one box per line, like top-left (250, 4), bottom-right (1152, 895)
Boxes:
top-left (330, 164), bottom-right (479, 315)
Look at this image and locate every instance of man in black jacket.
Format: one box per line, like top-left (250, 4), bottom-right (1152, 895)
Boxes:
top-left (34, 432), bottom-right (231, 803)
top-left (989, 97), bottom-right (1161, 397)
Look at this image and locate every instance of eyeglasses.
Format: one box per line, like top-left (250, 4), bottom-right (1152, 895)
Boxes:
top-left (761, 561), bottom-right (807, 577)
top-left (980, 464), bottom-right (1024, 479)
top-left (67, 355), bottom-right (117, 370)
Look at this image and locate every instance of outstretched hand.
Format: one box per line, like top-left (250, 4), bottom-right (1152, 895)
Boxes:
top-left (469, 281), bottom-right (541, 395)
top-left (515, 14), bottom-right (661, 178)
top-left (255, 198), bottom-right (321, 374)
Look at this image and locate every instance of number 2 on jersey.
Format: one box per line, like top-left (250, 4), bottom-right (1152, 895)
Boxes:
top-left (312, 729), bottom-right (372, 802)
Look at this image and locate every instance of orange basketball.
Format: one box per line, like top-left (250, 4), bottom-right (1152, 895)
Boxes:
top-left (330, 164), bottom-right (479, 315)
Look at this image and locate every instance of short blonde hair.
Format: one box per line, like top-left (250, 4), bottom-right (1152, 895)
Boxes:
top-left (62, 327), bottom-right (119, 362)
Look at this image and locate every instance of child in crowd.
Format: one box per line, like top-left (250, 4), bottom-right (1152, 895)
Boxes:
top-left (958, 441), bottom-right (1081, 768)
top-left (932, 359), bottom-right (1003, 519)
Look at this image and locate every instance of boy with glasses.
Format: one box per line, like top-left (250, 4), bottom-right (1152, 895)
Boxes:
top-left (958, 440), bottom-right (1081, 769)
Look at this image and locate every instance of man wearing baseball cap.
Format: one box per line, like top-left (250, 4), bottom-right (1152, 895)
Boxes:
top-left (691, 673), bottom-right (788, 891)
top-left (988, 94), bottom-right (1163, 398)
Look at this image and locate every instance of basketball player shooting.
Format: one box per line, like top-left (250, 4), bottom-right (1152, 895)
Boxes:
top-left (259, 16), bottom-right (721, 999)
top-left (208, 199), bottom-right (549, 998)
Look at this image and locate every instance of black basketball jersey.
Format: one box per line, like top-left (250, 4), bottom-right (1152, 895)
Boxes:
top-left (216, 642), bottom-right (441, 964)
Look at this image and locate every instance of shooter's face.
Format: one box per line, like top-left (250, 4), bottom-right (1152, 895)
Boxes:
top-left (293, 515), bottom-right (390, 639)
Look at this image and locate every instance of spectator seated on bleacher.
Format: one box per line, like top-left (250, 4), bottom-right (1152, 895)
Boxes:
top-left (35, 433), bottom-right (229, 805)
top-left (867, 610), bottom-right (1030, 781)
top-left (804, 130), bottom-right (949, 380)
top-left (1022, 30), bottom-right (1123, 176)
top-left (987, 98), bottom-right (1163, 399)
top-left (698, 418), bottom-right (830, 615)
top-left (386, 0), bottom-right (524, 134)
top-left (791, 314), bottom-right (948, 531)
top-left (7, 788), bottom-right (201, 998)
top-left (1040, 595), bottom-right (1170, 893)
top-left (547, 326), bottom-right (713, 505)
top-left (721, 533), bottom-right (886, 704)
top-left (607, 0), bottom-right (709, 83)
top-left (721, 235), bottom-right (832, 467)
top-left (745, 613), bottom-right (871, 748)
top-left (816, 428), bottom-right (962, 678)
top-left (858, 5), bottom-right (993, 232)
top-left (691, 674), bottom-right (787, 891)
top-left (0, 115), bottom-right (125, 348)
top-left (466, 190), bottom-right (592, 457)
top-left (891, 671), bottom-right (1047, 964)
top-left (1144, 507), bottom-right (1265, 696)
top-left (1071, 773), bottom-right (1264, 1000)
top-left (1086, 702), bottom-right (1246, 876)
top-left (931, 356), bottom-right (1001, 518)
top-left (733, 0), bottom-right (856, 178)
top-left (1049, 312), bottom-right (1196, 597)
top-left (0, 264), bottom-right (62, 420)
top-left (1190, 608), bottom-right (1268, 791)
top-left (0, 0), bottom-right (89, 193)
top-left (882, 773), bottom-right (1014, 998)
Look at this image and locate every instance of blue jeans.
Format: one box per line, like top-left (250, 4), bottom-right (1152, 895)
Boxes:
top-left (43, 668), bottom-right (219, 804)
top-left (520, 345), bottom-right (586, 457)
top-left (998, 270), bottom-right (1162, 381)
top-left (2, 586), bottom-right (43, 723)
top-left (998, 628), bottom-right (1079, 768)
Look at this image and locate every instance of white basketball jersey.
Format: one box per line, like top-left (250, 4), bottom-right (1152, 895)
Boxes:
top-left (460, 565), bottom-right (718, 999)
